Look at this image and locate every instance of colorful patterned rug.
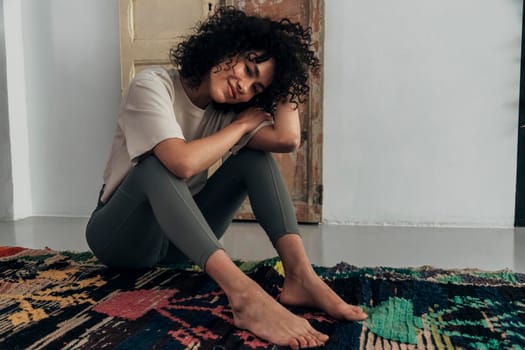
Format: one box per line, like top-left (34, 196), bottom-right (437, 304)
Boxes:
top-left (1, 246), bottom-right (524, 349)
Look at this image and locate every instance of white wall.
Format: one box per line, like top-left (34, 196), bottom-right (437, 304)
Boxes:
top-left (21, 0), bottom-right (121, 216)
top-left (4, 0), bottom-right (32, 219)
top-left (0, 0), bottom-right (14, 220)
top-left (324, 0), bottom-right (521, 227)
top-left (4, 0), bottom-right (521, 228)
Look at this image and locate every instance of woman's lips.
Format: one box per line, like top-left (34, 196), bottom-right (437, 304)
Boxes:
top-left (227, 82), bottom-right (235, 99)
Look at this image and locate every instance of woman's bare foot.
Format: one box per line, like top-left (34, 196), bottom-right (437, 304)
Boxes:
top-left (279, 271), bottom-right (368, 321)
top-left (205, 249), bottom-right (328, 348)
top-left (274, 234), bottom-right (368, 322)
top-left (229, 278), bottom-right (329, 349)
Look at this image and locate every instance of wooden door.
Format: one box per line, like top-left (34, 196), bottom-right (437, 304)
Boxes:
top-left (119, 0), bottom-right (323, 222)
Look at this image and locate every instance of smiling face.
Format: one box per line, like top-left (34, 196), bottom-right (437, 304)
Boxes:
top-left (208, 51), bottom-right (275, 105)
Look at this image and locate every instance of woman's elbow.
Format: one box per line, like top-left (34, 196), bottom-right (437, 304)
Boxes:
top-left (277, 133), bottom-right (301, 152)
top-left (169, 159), bottom-right (197, 180)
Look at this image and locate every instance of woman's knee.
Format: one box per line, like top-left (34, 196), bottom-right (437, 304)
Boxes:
top-left (234, 148), bottom-right (276, 169)
top-left (136, 155), bottom-right (168, 174)
top-left (134, 155), bottom-right (187, 187)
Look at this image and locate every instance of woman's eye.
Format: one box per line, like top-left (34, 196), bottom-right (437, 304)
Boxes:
top-left (245, 65), bottom-right (251, 76)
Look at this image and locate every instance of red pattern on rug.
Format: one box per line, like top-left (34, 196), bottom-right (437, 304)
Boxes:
top-left (93, 289), bottom-right (177, 321)
top-left (0, 246), bottom-right (26, 257)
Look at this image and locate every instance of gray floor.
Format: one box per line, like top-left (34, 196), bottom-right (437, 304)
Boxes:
top-left (0, 216), bottom-right (523, 273)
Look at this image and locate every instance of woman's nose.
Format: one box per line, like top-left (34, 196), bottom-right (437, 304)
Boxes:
top-left (237, 78), bottom-right (254, 96)
top-left (236, 79), bottom-right (247, 95)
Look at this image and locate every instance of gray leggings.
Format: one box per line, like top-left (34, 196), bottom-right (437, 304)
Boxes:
top-left (85, 149), bottom-right (299, 269)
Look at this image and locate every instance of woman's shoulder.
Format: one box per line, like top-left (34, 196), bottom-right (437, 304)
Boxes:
top-left (133, 66), bottom-right (172, 80)
top-left (132, 66), bottom-right (177, 86)
top-left (128, 66), bottom-right (177, 99)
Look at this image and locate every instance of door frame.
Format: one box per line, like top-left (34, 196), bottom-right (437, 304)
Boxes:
top-left (515, 3), bottom-right (525, 226)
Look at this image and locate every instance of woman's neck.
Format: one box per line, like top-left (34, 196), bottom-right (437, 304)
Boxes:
top-left (180, 76), bottom-right (212, 109)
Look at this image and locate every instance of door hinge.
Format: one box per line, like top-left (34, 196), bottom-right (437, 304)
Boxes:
top-left (301, 129), bottom-right (308, 145)
top-left (314, 184), bottom-right (323, 205)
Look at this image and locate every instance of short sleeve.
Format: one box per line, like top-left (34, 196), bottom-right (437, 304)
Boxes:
top-left (230, 120), bottom-right (274, 155)
top-left (119, 70), bottom-right (184, 163)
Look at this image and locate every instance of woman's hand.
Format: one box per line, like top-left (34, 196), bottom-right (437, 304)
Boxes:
top-left (233, 107), bottom-right (273, 134)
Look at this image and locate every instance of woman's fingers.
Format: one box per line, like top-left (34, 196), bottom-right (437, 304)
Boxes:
top-left (235, 107), bottom-right (273, 132)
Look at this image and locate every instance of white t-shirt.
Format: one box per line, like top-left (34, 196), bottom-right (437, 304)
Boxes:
top-left (100, 66), bottom-right (260, 203)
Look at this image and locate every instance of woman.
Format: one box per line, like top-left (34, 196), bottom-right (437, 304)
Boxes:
top-left (86, 7), bottom-right (367, 349)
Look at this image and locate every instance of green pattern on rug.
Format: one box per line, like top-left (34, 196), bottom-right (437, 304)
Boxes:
top-left (365, 297), bottom-right (423, 344)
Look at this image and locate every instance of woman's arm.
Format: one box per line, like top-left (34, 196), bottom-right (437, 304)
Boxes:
top-left (153, 112), bottom-right (271, 179)
top-left (246, 100), bottom-right (301, 153)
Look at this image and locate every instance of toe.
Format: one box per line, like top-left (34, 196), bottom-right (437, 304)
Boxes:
top-left (305, 334), bottom-right (321, 348)
top-left (344, 304), bottom-right (368, 320)
top-left (298, 335), bottom-right (310, 348)
top-left (353, 305), bottom-right (368, 317)
top-left (351, 305), bottom-right (363, 313)
top-left (310, 329), bottom-right (329, 343)
top-left (290, 338), bottom-right (301, 350)
top-left (312, 338), bottom-right (324, 348)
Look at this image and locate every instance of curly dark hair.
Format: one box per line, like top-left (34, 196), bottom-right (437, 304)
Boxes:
top-left (169, 6), bottom-right (320, 113)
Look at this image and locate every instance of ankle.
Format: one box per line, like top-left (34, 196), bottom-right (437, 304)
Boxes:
top-left (228, 280), bottom-right (264, 312)
top-left (228, 289), bottom-right (251, 312)
top-left (205, 249), bottom-right (253, 292)
top-left (283, 265), bottom-right (316, 281)
top-left (219, 273), bottom-right (259, 305)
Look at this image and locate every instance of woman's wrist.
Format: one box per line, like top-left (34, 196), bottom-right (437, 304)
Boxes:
top-left (231, 119), bottom-right (251, 135)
